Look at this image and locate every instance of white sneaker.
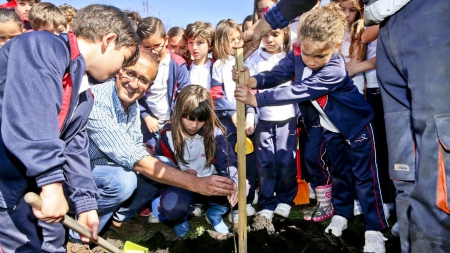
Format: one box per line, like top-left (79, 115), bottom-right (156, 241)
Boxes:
top-left (257, 209), bottom-right (274, 221)
top-left (190, 205), bottom-right (204, 217)
top-left (252, 188), bottom-right (259, 205)
top-left (309, 183), bottom-right (316, 199)
top-left (354, 199), bottom-right (363, 216)
top-left (148, 212), bottom-right (161, 224)
top-left (363, 230), bottom-right (387, 253)
top-left (383, 203), bottom-right (395, 220)
top-left (391, 222), bottom-right (399, 237)
top-left (247, 204), bottom-right (256, 216)
top-left (325, 215), bottom-right (348, 237)
top-left (228, 204), bottom-right (257, 224)
top-left (228, 210), bottom-right (239, 224)
top-left (274, 203), bottom-right (291, 218)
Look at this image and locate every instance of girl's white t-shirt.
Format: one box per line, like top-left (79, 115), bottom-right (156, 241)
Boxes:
top-left (245, 48), bottom-right (296, 121)
top-left (165, 131), bottom-right (216, 177)
top-left (341, 29), bottom-right (365, 94)
top-left (212, 56), bottom-right (236, 106)
top-left (365, 39), bottom-right (378, 88)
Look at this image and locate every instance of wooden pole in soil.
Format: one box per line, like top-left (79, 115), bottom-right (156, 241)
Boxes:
top-left (234, 47), bottom-right (247, 253)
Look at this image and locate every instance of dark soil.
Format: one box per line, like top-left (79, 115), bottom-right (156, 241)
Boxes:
top-left (92, 201), bottom-right (401, 253)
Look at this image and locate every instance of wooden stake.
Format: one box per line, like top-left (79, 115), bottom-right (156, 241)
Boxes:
top-left (234, 47), bottom-right (247, 253)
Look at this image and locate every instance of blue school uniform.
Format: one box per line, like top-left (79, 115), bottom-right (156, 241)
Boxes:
top-left (252, 51), bottom-right (388, 231)
top-left (0, 31), bottom-right (98, 251)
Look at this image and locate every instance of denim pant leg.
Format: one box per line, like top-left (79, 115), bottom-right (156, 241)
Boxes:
top-left (113, 173), bottom-right (161, 222)
top-left (378, 0), bottom-right (450, 251)
top-left (69, 164), bottom-right (137, 241)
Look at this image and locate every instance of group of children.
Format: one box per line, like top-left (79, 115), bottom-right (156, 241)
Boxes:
top-left (0, 0), bottom-right (396, 252)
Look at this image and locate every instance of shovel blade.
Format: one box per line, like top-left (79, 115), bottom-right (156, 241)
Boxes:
top-left (123, 241), bottom-right (148, 253)
top-left (293, 179), bottom-right (310, 205)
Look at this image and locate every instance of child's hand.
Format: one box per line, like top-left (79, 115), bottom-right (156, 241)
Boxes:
top-left (231, 113), bottom-right (238, 127)
top-left (228, 190), bottom-right (238, 207)
top-left (235, 84), bottom-right (258, 107)
top-left (232, 65), bottom-right (255, 88)
top-left (33, 183), bottom-right (68, 223)
top-left (77, 210), bottom-right (99, 243)
top-left (245, 113), bottom-right (255, 135)
top-left (144, 116), bottom-right (164, 133)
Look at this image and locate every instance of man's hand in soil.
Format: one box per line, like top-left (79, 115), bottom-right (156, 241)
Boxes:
top-left (194, 175), bottom-right (236, 196)
top-left (33, 182), bottom-right (69, 223)
top-left (77, 210), bottom-right (99, 243)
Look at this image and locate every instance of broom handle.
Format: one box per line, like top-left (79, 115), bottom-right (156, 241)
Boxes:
top-left (24, 192), bottom-right (124, 253)
top-left (235, 47), bottom-right (247, 253)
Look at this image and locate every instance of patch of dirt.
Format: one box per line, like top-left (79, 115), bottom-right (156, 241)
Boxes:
top-left (90, 202), bottom-right (401, 253)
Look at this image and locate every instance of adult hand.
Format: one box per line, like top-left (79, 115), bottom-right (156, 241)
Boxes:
top-left (193, 175), bottom-right (236, 196)
top-left (77, 210), bottom-right (99, 243)
top-left (233, 17), bottom-right (273, 60)
top-left (144, 116), bottom-right (163, 133)
top-left (235, 84), bottom-right (258, 107)
top-left (33, 183), bottom-right (68, 223)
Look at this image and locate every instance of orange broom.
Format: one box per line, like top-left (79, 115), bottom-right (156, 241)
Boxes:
top-left (293, 127), bottom-right (310, 205)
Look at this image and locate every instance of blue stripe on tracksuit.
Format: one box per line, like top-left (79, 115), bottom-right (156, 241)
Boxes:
top-left (254, 117), bottom-right (298, 211)
top-left (324, 124), bottom-right (387, 231)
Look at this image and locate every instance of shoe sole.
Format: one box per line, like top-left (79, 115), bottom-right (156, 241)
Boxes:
top-left (312, 211), bottom-right (334, 222)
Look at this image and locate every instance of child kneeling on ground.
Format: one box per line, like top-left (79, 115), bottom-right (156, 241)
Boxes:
top-left (153, 85), bottom-right (248, 236)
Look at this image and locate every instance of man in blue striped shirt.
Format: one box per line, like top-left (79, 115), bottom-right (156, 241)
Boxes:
top-left (68, 51), bottom-right (237, 247)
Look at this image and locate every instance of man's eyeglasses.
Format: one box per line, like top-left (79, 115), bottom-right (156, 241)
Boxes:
top-left (121, 68), bottom-right (153, 88)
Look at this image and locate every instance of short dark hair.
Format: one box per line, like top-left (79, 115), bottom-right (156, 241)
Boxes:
top-left (136, 16), bottom-right (166, 41)
top-left (72, 4), bottom-right (140, 66)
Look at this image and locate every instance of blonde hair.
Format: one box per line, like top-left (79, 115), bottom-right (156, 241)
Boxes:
top-left (298, 3), bottom-right (346, 52)
top-left (170, 85), bottom-right (223, 166)
top-left (212, 19), bottom-right (241, 61)
top-left (331, 0), bottom-right (366, 60)
top-left (184, 21), bottom-right (214, 52)
top-left (58, 3), bottom-right (76, 26)
top-left (29, 2), bottom-right (66, 30)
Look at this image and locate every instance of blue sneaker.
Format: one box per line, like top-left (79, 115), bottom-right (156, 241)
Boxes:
top-left (173, 219), bottom-right (190, 237)
top-left (205, 205), bottom-right (229, 234)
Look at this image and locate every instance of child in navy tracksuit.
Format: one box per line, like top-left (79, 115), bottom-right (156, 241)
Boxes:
top-left (0, 5), bottom-right (139, 252)
top-left (235, 4), bottom-right (388, 252)
top-left (210, 19), bottom-right (258, 220)
top-left (243, 25), bottom-right (298, 221)
top-left (153, 85), bottom-right (242, 236)
top-left (136, 17), bottom-right (190, 148)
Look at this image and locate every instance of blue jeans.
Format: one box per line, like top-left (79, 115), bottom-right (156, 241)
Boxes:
top-left (69, 164), bottom-right (159, 241)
